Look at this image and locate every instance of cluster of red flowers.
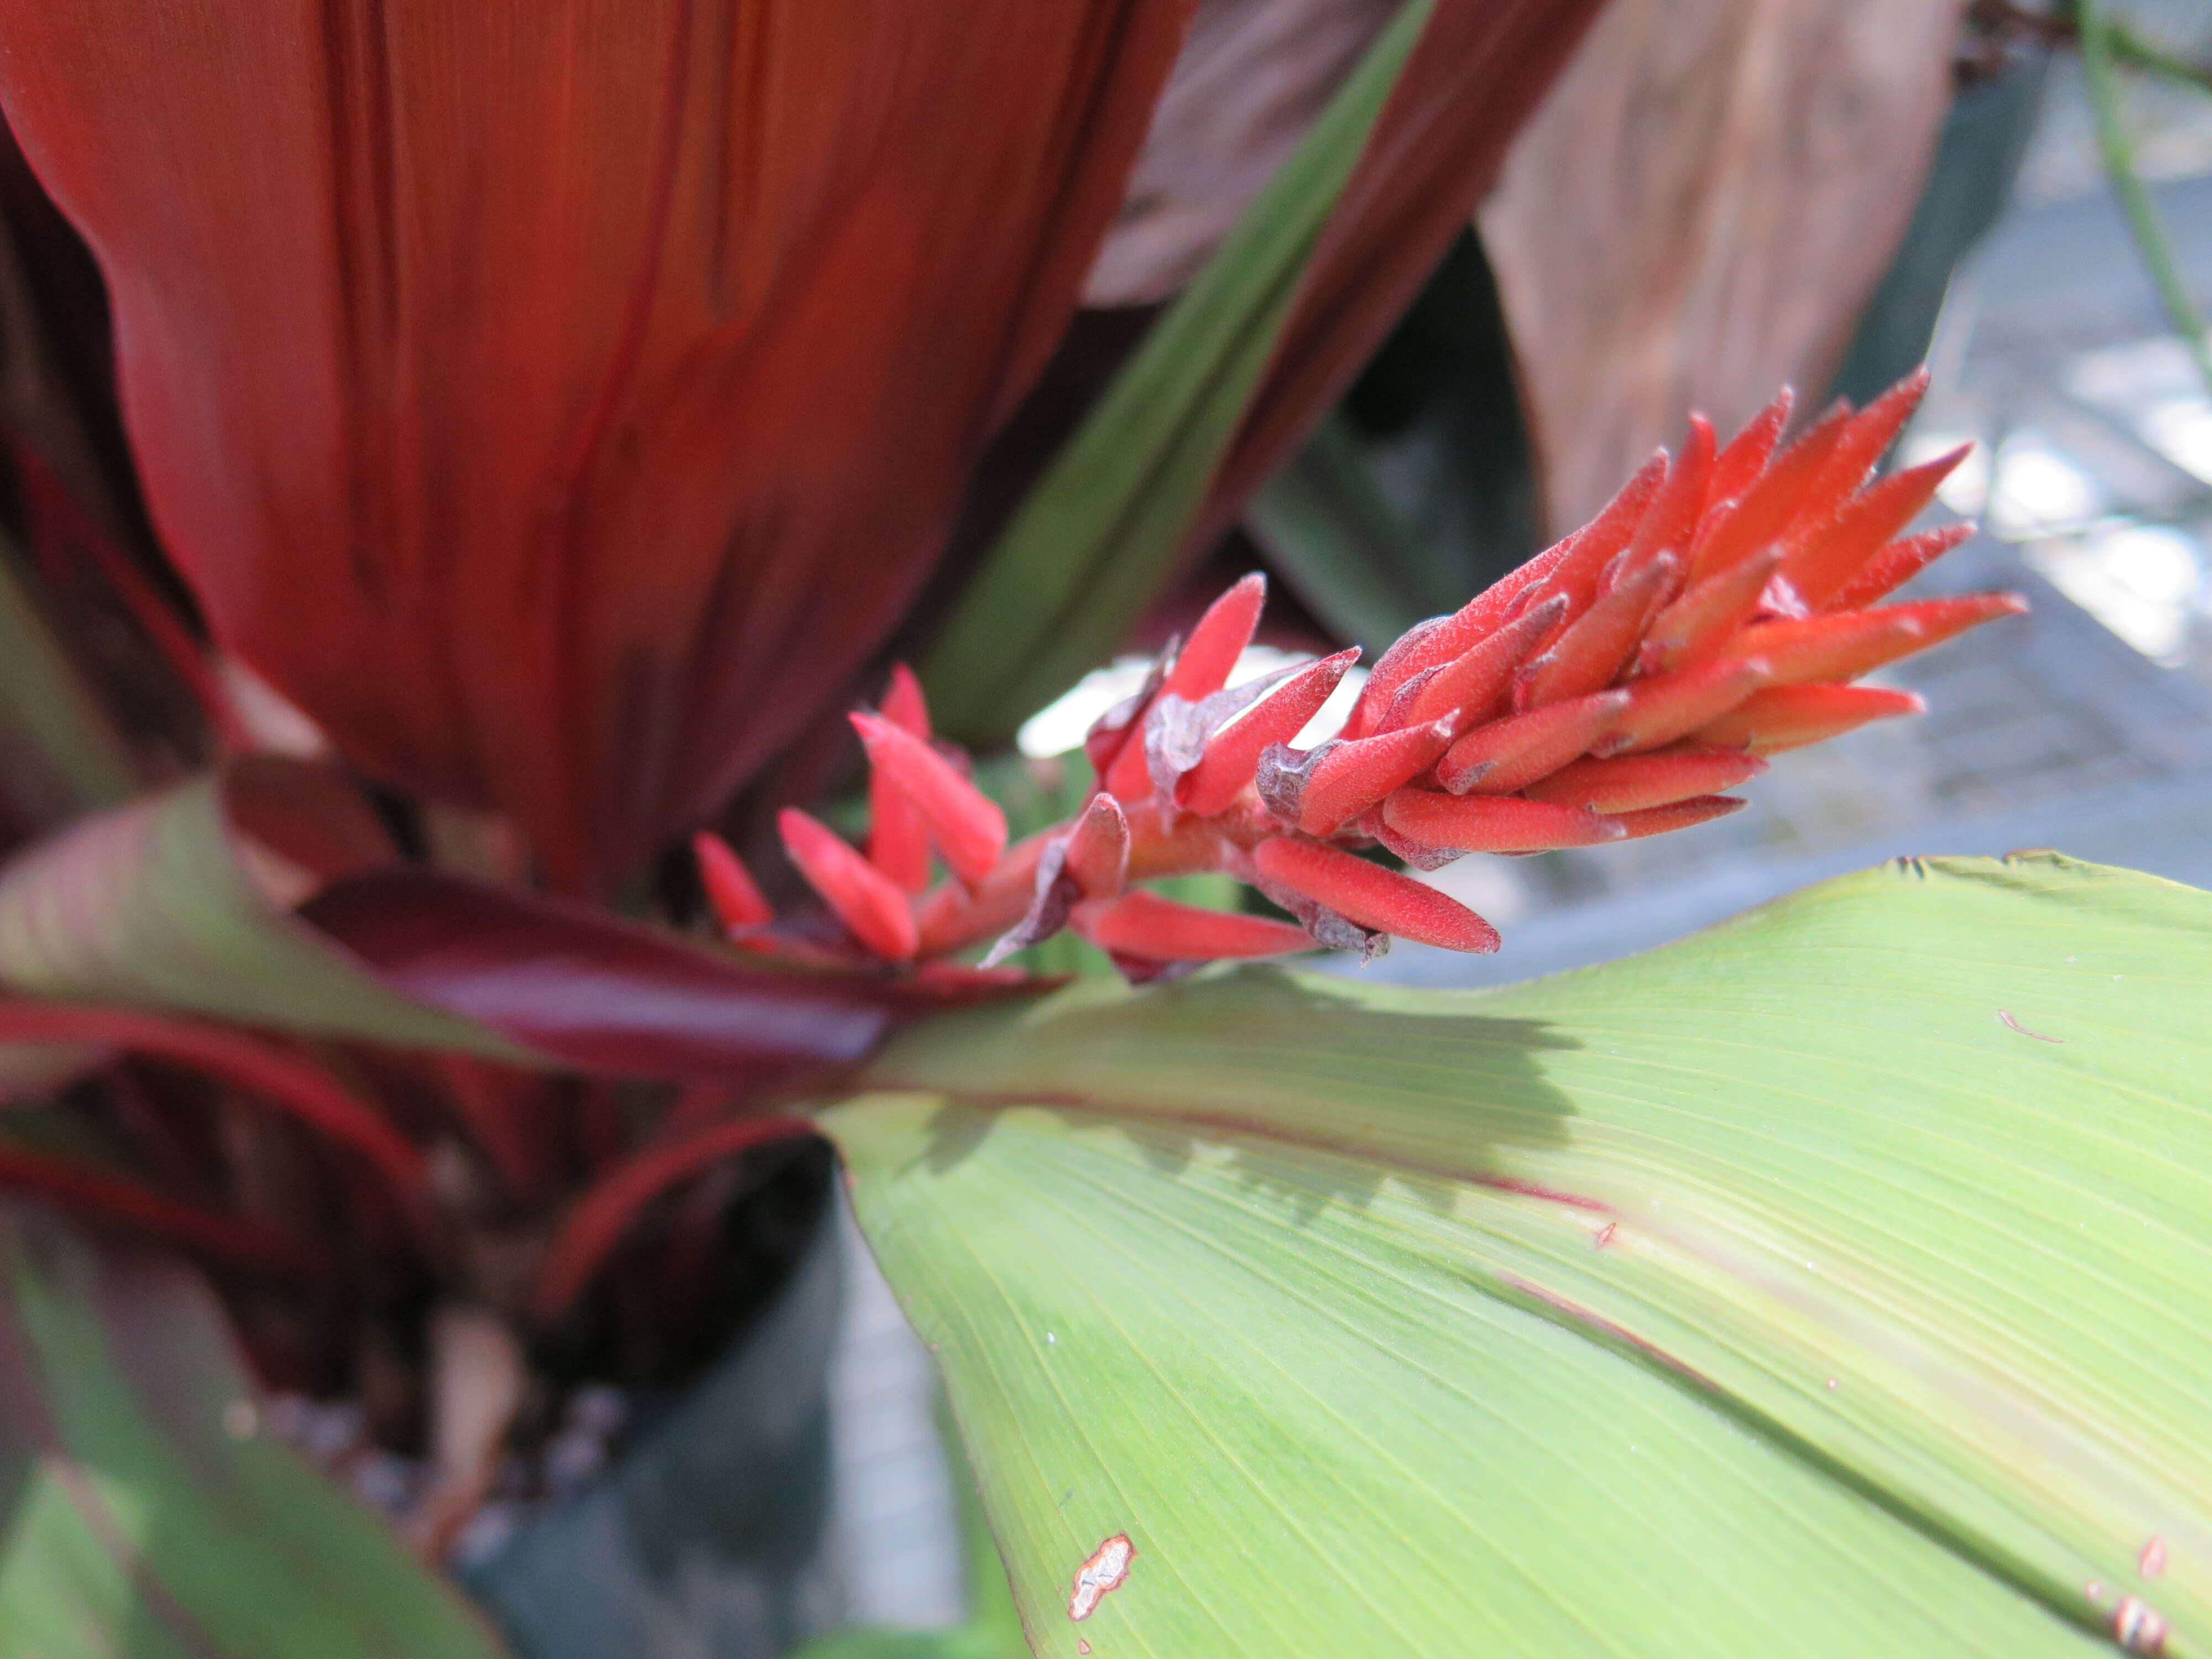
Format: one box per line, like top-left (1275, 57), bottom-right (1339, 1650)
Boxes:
top-left (697, 371), bottom-right (2021, 980)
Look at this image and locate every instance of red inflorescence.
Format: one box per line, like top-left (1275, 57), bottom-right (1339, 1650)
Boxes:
top-left (699, 371), bottom-right (2020, 979)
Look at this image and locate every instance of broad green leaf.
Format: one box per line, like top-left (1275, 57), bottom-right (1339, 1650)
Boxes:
top-left (0, 532), bottom-right (138, 823)
top-left (919, 0), bottom-right (1433, 744)
top-left (1243, 411), bottom-right (1454, 655)
top-left (0, 770), bottom-right (526, 1057)
top-left (0, 1206), bottom-right (505, 1658)
top-left (829, 854), bottom-right (2212, 1656)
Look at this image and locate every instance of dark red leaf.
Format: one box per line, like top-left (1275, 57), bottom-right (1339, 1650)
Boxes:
top-left (1183, 0), bottom-right (1611, 556)
top-left (300, 867), bottom-right (912, 1079)
top-left (0, 2), bottom-right (1192, 892)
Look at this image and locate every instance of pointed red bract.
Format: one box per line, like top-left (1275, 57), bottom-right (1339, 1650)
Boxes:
top-left (869, 665), bottom-right (936, 894)
top-left (1181, 648), bottom-right (1360, 816)
top-left (1689, 401), bottom-right (1854, 582)
top-left (1602, 795), bottom-right (1748, 839)
top-left (1798, 367), bottom-right (1930, 517)
top-left (1398, 595), bottom-right (1564, 733)
top-left (1072, 891), bottom-right (1312, 962)
top-left (1525, 747), bottom-right (1766, 813)
top-left (0, 2), bottom-right (1190, 891)
top-left (1381, 790), bottom-right (1623, 853)
top-left (1062, 794), bottom-right (1132, 899)
top-left (1694, 683), bottom-right (1927, 754)
top-left (1165, 572), bottom-right (1268, 701)
top-left (1601, 656), bottom-right (1771, 755)
top-left (1436, 691), bottom-right (1629, 795)
top-left (1639, 547), bottom-right (1783, 676)
top-left (1707, 388), bottom-right (1793, 508)
top-left (1295, 720), bottom-right (1454, 836)
top-left (1778, 446), bottom-right (1968, 611)
top-left (850, 712), bottom-right (1008, 888)
top-left (1824, 524), bottom-right (1978, 613)
top-left (1530, 450), bottom-right (1670, 624)
top-left (1621, 416), bottom-right (1714, 567)
top-left (1517, 556), bottom-right (1676, 709)
top-left (692, 831), bottom-right (772, 935)
top-left (1723, 595), bottom-right (2026, 687)
top-left (778, 808), bottom-right (918, 963)
top-left (1251, 837), bottom-right (1499, 953)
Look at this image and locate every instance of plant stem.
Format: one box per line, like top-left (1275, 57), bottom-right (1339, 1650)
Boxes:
top-left (2108, 22), bottom-right (2212, 96)
top-left (2077, 0), bottom-right (2212, 395)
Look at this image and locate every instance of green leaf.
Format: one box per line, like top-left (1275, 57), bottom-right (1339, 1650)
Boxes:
top-left (828, 854), bottom-right (2212, 1656)
top-left (919, 0), bottom-right (1434, 744)
top-left (1242, 412), bottom-right (1454, 655)
top-left (0, 769), bottom-right (526, 1057)
top-left (0, 532), bottom-right (139, 824)
top-left (0, 1206), bottom-right (505, 1657)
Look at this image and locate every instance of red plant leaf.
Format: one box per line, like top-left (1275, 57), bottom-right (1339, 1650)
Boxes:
top-left (0, 1141), bottom-right (318, 1280)
top-left (0, 1), bottom-right (1192, 893)
top-left (531, 1114), bottom-right (817, 1323)
top-left (301, 866), bottom-right (910, 1077)
top-left (1183, 0), bottom-right (1613, 554)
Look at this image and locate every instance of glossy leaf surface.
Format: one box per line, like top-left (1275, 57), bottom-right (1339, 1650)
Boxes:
top-left (832, 854), bottom-right (2211, 1656)
top-left (0, 1207), bottom-right (504, 1657)
top-left (0, 768), bottom-right (918, 1076)
top-left (0, 2), bottom-right (1188, 890)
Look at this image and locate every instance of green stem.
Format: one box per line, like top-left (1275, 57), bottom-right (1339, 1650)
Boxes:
top-left (2077, 0), bottom-right (2212, 397)
top-left (2108, 23), bottom-right (2212, 97)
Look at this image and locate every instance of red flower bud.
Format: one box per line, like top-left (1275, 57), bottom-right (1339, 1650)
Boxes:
top-left (1600, 655), bottom-right (1771, 755)
top-left (1251, 837), bottom-right (1499, 953)
top-left (1688, 400), bottom-right (1853, 582)
top-left (849, 711), bottom-right (1007, 886)
top-left (1707, 387), bottom-right (1792, 507)
top-left (1072, 890), bottom-right (1312, 962)
top-left (777, 809), bottom-right (917, 962)
top-left (1799, 367), bottom-right (1929, 513)
top-left (1823, 524), bottom-right (1975, 613)
top-left (1722, 594), bottom-right (2025, 686)
top-left (1164, 572), bottom-right (1268, 701)
top-left (1292, 719), bottom-right (1455, 836)
top-left (1180, 648), bottom-right (1360, 817)
top-left (1601, 794), bottom-right (1748, 839)
top-left (1693, 683), bottom-right (1926, 754)
top-left (1528, 448), bottom-right (1670, 625)
top-left (1062, 792), bottom-right (1131, 900)
top-left (1639, 546), bottom-right (1784, 676)
top-left (1381, 790), bottom-right (1623, 852)
top-left (1396, 594), bottom-right (1564, 733)
top-left (1620, 415), bottom-right (1714, 570)
top-left (1777, 444), bottom-right (1969, 612)
top-left (691, 831), bottom-right (773, 935)
top-left (867, 664), bottom-right (936, 893)
top-left (1436, 690), bottom-right (1630, 795)
top-left (1516, 555), bottom-right (1677, 710)
top-left (1525, 745), bottom-right (1766, 813)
